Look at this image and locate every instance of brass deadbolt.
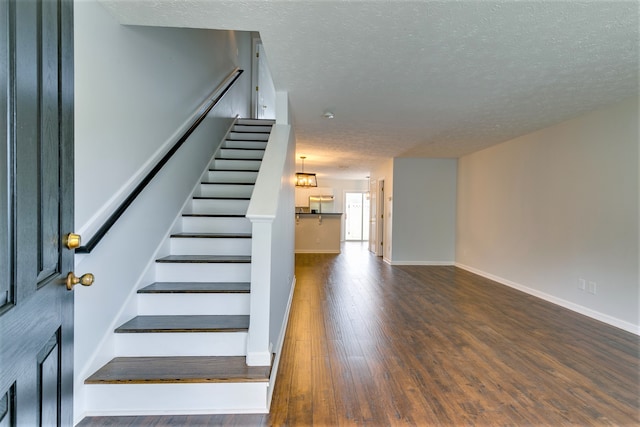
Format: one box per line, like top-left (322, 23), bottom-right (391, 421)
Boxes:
top-left (63, 233), bottom-right (81, 250)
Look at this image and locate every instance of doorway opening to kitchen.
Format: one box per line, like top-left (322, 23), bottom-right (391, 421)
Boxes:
top-left (345, 192), bottom-right (370, 241)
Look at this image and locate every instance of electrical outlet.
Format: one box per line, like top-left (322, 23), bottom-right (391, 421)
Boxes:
top-left (578, 278), bottom-right (586, 291)
top-left (588, 281), bottom-right (597, 294)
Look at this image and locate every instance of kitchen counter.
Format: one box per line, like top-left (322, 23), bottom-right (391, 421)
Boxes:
top-left (295, 213), bottom-right (343, 253)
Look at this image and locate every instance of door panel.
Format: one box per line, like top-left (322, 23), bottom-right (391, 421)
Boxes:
top-left (0, 0), bottom-right (75, 425)
top-left (38, 0), bottom-right (61, 284)
top-left (0, 0), bottom-right (11, 309)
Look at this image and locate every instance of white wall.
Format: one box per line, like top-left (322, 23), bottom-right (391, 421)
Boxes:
top-left (391, 158), bottom-right (457, 264)
top-left (269, 127), bottom-right (296, 348)
top-left (73, 1), bottom-right (252, 420)
top-left (456, 98), bottom-right (639, 333)
top-left (75, 2), bottom-right (251, 237)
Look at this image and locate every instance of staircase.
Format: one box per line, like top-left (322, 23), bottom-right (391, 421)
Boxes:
top-left (84, 119), bottom-right (276, 415)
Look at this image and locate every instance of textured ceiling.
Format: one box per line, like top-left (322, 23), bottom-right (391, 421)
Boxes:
top-left (102, 0), bottom-right (639, 179)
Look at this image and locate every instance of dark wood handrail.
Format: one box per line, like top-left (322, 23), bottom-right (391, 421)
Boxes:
top-left (76, 69), bottom-right (244, 253)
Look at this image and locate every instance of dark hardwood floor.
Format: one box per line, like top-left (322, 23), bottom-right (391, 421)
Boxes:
top-left (79, 242), bottom-right (640, 426)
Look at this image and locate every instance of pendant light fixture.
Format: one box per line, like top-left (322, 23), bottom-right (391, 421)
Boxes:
top-left (295, 156), bottom-right (317, 187)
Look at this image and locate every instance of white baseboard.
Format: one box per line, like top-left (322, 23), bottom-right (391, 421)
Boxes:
top-left (389, 260), bottom-right (455, 266)
top-left (267, 275), bottom-right (296, 409)
top-left (455, 263), bottom-right (640, 336)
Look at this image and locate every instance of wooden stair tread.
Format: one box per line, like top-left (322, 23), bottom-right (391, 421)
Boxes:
top-left (85, 356), bottom-right (270, 384)
top-left (209, 169), bottom-right (259, 172)
top-left (182, 214), bottom-right (246, 218)
top-left (156, 255), bottom-right (251, 263)
top-left (229, 130), bottom-right (271, 134)
top-left (215, 157), bottom-right (262, 161)
top-left (237, 118), bottom-right (274, 124)
top-left (171, 233), bottom-right (252, 238)
top-left (115, 315), bottom-right (249, 333)
top-left (138, 282), bottom-right (250, 294)
top-left (193, 196), bottom-right (250, 200)
top-left (221, 147), bottom-right (266, 151)
top-left (201, 182), bottom-right (255, 185)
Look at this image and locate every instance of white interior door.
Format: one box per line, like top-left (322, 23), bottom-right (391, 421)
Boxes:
top-left (377, 180), bottom-right (385, 256)
top-left (369, 179), bottom-right (377, 252)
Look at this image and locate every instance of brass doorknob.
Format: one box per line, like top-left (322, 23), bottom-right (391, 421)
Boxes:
top-left (63, 233), bottom-right (81, 250)
top-left (66, 272), bottom-right (94, 290)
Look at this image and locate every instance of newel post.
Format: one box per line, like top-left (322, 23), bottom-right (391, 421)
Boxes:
top-left (246, 218), bottom-right (274, 366)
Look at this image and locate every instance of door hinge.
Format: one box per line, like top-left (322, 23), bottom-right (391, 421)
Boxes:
top-left (255, 86), bottom-right (259, 91)
top-left (256, 51), bottom-right (259, 58)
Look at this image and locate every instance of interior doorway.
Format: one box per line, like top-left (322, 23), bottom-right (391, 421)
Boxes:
top-left (345, 192), bottom-right (370, 241)
top-left (251, 38), bottom-right (276, 119)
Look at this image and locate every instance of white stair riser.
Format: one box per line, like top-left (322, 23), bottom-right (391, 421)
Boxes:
top-left (233, 125), bottom-right (272, 133)
top-left (170, 238), bottom-right (251, 256)
top-left (138, 293), bottom-right (250, 316)
top-left (212, 159), bottom-right (261, 171)
top-left (198, 184), bottom-right (254, 198)
top-left (84, 383), bottom-right (268, 415)
top-left (228, 132), bottom-right (269, 141)
top-left (115, 332), bottom-right (248, 357)
top-left (237, 118), bottom-right (274, 126)
top-left (223, 140), bottom-right (267, 150)
top-left (219, 149), bottom-right (264, 160)
top-left (190, 199), bottom-right (249, 215)
top-left (181, 217), bottom-right (252, 234)
top-left (207, 170), bottom-right (258, 183)
top-left (155, 262), bottom-right (251, 282)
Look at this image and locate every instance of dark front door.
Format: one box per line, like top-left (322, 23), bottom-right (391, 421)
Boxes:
top-left (0, 0), bottom-right (75, 425)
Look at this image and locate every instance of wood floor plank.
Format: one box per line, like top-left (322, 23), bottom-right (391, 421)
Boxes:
top-left (80, 243), bottom-right (640, 426)
top-left (310, 355), bottom-right (339, 426)
top-left (287, 340), bottom-right (313, 426)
